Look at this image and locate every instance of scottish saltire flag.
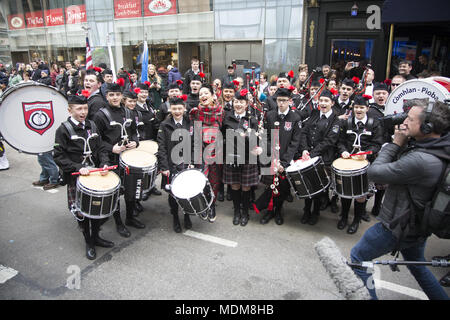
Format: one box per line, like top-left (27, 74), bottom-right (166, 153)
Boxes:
top-left (141, 40), bottom-right (149, 82)
top-left (86, 37), bottom-right (93, 70)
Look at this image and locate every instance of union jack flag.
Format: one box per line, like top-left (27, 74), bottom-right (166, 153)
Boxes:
top-left (86, 37), bottom-right (93, 70)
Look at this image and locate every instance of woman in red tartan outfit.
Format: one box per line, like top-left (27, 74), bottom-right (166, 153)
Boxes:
top-left (189, 84), bottom-right (224, 222)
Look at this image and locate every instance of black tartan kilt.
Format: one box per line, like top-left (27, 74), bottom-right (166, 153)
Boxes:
top-left (223, 164), bottom-right (259, 188)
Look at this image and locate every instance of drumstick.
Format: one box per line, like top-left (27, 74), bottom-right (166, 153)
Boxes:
top-left (71, 165), bottom-right (118, 176)
top-left (349, 151), bottom-right (372, 158)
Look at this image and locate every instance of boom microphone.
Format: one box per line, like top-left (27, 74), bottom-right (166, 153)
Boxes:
top-left (314, 237), bottom-right (371, 300)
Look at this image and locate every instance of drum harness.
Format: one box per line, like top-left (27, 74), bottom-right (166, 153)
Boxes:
top-left (100, 107), bottom-right (133, 146)
top-left (62, 120), bottom-right (99, 221)
top-left (346, 116), bottom-right (374, 154)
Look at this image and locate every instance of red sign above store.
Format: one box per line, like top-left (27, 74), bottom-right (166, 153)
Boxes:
top-left (66, 4), bottom-right (87, 24)
top-left (25, 11), bottom-right (45, 28)
top-left (114, 0), bottom-right (142, 19)
top-left (144, 0), bottom-right (177, 16)
top-left (45, 8), bottom-right (65, 27)
top-left (7, 14), bottom-right (26, 30)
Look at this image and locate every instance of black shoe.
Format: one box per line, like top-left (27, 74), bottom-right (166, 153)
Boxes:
top-left (94, 236), bottom-right (114, 248)
top-left (142, 193), bottom-right (149, 201)
top-left (86, 244), bottom-right (96, 260)
top-left (152, 188), bottom-right (162, 196)
top-left (184, 214), bottom-right (192, 229)
top-left (347, 220), bottom-right (360, 234)
top-left (331, 198), bottom-right (339, 213)
top-left (135, 201), bottom-right (144, 213)
top-left (208, 206), bottom-right (216, 223)
top-left (240, 213), bottom-right (249, 227)
top-left (116, 224), bottom-right (131, 238)
top-left (440, 272), bottom-right (450, 287)
top-left (309, 212), bottom-right (319, 225)
top-left (337, 217), bottom-right (348, 230)
top-left (125, 217), bottom-right (146, 229)
top-left (361, 210), bottom-right (371, 222)
top-left (286, 193), bottom-right (293, 203)
top-left (233, 211), bottom-right (241, 225)
top-left (301, 210), bottom-right (311, 224)
top-left (260, 211), bottom-right (274, 224)
top-left (173, 215), bottom-right (182, 233)
top-left (274, 211), bottom-right (284, 225)
top-left (226, 192), bottom-right (232, 201)
top-left (217, 191), bottom-right (224, 202)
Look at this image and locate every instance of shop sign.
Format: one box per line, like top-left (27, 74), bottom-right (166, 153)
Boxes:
top-left (114, 0), bottom-right (142, 19)
top-left (144, 0), bottom-right (177, 16)
top-left (45, 8), bottom-right (64, 27)
top-left (66, 4), bottom-right (87, 24)
top-left (25, 11), bottom-right (45, 28)
top-left (8, 14), bottom-right (26, 30)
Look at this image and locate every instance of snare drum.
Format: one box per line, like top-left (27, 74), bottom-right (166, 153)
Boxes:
top-left (75, 171), bottom-right (121, 219)
top-left (169, 169), bottom-right (214, 216)
top-left (137, 140), bottom-right (158, 155)
top-left (332, 158), bottom-right (370, 199)
top-left (286, 157), bottom-right (330, 199)
top-left (119, 149), bottom-right (157, 200)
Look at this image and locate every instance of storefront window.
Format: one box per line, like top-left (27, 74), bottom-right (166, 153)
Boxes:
top-left (265, 0), bottom-right (303, 39)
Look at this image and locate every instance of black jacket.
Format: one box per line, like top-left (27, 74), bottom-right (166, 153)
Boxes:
top-left (332, 98), bottom-right (353, 116)
top-left (54, 118), bottom-right (110, 178)
top-left (183, 69), bottom-right (199, 94)
top-left (93, 104), bottom-right (139, 164)
top-left (157, 115), bottom-right (193, 173)
top-left (87, 92), bottom-right (108, 121)
top-left (299, 109), bottom-right (340, 166)
top-left (222, 110), bottom-right (259, 165)
top-left (136, 101), bottom-right (157, 140)
top-left (337, 116), bottom-right (383, 162)
top-left (262, 109), bottom-right (302, 168)
top-left (186, 93), bottom-right (199, 112)
top-left (368, 103), bottom-right (391, 143)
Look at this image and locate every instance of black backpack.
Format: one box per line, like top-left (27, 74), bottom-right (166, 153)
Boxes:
top-left (412, 149), bottom-right (450, 239)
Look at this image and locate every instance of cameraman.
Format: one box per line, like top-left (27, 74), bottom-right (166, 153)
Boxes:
top-left (350, 99), bottom-right (450, 300)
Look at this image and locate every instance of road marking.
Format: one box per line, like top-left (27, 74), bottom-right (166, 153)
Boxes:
top-left (375, 279), bottom-right (428, 300)
top-left (183, 230), bottom-right (238, 248)
top-left (0, 265), bottom-right (19, 284)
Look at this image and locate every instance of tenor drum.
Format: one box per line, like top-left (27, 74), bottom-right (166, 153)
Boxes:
top-left (119, 149), bottom-right (157, 200)
top-left (169, 169), bottom-right (214, 216)
top-left (332, 158), bottom-right (370, 199)
top-left (286, 157), bottom-right (330, 199)
top-left (75, 171), bottom-right (121, 219)
top-left (0, 83), bottom-right (69, 154)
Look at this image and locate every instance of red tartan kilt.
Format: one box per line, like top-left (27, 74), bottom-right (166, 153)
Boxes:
top-left (223, 164), bottom-right (259, 188)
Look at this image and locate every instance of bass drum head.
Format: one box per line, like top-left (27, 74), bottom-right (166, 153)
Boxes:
top-left (0, 83), bottom-right (69, 154)
top-left (286, 157), bottom-right (320, 172)
top-left (385, 77), bottom-right (450, 116)
top-left (171, 170), bottom-right (207, 199)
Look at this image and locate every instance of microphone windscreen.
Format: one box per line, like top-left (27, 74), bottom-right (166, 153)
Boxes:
top-left (314, 237), bottom-right (371, 300)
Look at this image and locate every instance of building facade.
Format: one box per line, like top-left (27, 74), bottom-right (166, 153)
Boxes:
top-left (0, 0), bottom-right (305, 80)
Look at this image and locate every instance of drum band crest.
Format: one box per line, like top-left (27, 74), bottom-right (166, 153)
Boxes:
top-left (22, 101), bottom-right (55, 135)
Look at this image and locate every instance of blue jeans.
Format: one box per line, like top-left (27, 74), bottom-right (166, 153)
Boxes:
top-left (37, 152), bottom-right (59, 184)
top-left (351, 222), bottom-right (449, 300)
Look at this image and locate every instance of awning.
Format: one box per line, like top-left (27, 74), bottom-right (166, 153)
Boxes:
top-left (382, 0), bottom-right (450, 24)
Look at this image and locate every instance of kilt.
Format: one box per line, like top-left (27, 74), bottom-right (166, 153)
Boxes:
top-left (223, 164), bottom-right (259, 188)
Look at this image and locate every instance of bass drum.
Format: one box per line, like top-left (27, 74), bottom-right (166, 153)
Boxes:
top-left (385, 77), bottom-right (450, 116)
top-left (0, 82), bottom-right (69, 154)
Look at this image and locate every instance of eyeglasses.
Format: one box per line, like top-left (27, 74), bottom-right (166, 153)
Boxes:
top-left (391, 83), bottom-right (401, 87)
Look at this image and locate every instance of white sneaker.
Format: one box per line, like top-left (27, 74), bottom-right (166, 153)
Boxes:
top-left (0, 154), bottom-right (9, 170)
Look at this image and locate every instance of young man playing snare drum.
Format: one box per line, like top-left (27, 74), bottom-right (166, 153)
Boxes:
top-left (54, 94), bottom-right (113, 260)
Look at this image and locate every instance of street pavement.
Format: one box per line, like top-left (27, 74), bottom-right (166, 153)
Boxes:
top-left (0, 147), bottom-right (449, 301)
